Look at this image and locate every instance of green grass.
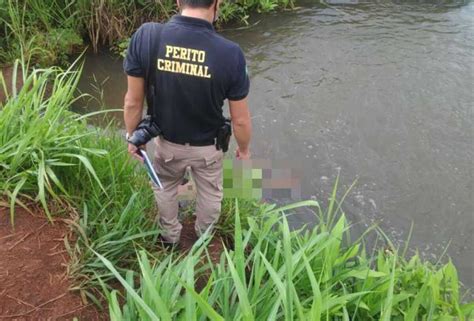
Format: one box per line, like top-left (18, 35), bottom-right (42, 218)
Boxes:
top-left (66, 131), bottom-right (160, 302)
top-left (98, 193), bottom-right (474, 320)
top-left (0, 58), bottom-right (102, 222)
top-left (0, 0), bottom-right (83, 66)
top-left (0, 0), bottom-right (295, 66)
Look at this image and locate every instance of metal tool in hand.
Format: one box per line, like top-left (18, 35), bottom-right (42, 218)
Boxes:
top-left (138, 149), bottom-right (163, 189)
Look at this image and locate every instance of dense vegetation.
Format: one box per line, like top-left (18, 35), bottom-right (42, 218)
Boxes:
top-left (1, 61), bottom-right (472, 319)
top-left (101, 201), bottom-right (472, 320)
top-left (0, 0), bottom-right (295, 66)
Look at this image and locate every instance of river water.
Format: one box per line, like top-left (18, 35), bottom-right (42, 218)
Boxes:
top-left (76, 0), bottom-right (474, 288)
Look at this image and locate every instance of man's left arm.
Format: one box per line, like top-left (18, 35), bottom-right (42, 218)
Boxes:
top-left (124, 75), bottom-right (145, 161)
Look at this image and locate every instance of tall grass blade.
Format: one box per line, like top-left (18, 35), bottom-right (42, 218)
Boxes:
top-left (224, 248), bottom-right (255, 321)
top-left (380, 254), bottom-right (397, 321)
top-left (93, 250), bottom-right (160, 321)
top-left (177, 278), bottom-right (224, 321)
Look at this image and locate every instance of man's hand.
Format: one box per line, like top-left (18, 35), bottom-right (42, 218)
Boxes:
top-left (128, 143), bottom-right (145, 163)
top-left (235, 147), bottom-right (251, 160)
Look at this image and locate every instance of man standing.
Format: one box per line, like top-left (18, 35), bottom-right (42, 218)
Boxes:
top-left (123, 0), bottom-right (252, 248)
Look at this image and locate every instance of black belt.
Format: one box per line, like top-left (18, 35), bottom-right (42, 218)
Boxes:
top-left (163, 136), bottom-right (215, 147)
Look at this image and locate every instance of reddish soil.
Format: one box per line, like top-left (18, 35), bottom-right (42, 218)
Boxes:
top-left (0, 207), bottom-right (107, 321)
top-left (179, 216), bottom-right (225, 265)
top-left (178, 216), bottom-right (226, 291)
top-left (0, 205), bottom-right (226, 320)
top-left (0, 66), bottom-right (24, 104)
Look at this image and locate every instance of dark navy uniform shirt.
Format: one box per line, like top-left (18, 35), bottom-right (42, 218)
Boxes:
top-left (124, 15), bottom-right (250, 144)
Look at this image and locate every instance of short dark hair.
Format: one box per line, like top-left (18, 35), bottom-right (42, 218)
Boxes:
top-left (180, 0), bottom-right (214, 8)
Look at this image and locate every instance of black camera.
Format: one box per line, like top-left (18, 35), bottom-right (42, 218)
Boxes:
top-left (128, 116), bottom-right (162, 147)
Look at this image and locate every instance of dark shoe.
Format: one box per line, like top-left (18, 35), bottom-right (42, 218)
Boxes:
top-left (158, 236), bottom-right (180, 251)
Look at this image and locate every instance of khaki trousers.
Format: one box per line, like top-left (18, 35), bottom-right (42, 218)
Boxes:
top-left (152, 137), bottom-right (224, 243)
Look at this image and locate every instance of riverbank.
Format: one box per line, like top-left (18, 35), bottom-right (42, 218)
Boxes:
top-left (1, 60), bottom-right (472, 319)
top-left (0, 0), bottom-right (296, 67)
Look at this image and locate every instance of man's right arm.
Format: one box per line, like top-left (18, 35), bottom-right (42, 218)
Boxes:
top-left (124, 75), bottom-right (145, 162)
top-left (229, 97), bottom-right (252, 160)
top-left (123, 23), bottom-right (148, 161)
top-left (124, 76), bottom-right (145, 135)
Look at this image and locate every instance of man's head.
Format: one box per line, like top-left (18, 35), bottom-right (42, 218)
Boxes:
top-left (178, 0), bottom-right (215, 8)
top-left (177, 0), bottom-right (222, 23)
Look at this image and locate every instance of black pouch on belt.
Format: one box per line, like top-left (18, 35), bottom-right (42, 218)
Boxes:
top-left (216, 119), bottom-right (232, 152)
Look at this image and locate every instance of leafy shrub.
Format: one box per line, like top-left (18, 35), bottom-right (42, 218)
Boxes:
top-left (0, 60), bottom-right (102, 221)
top-left (36, 28), bottom-right (83, 66)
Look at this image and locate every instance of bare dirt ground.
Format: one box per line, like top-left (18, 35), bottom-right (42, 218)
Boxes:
top-left (0, 66), bottom-right (23, 104)
top-left (0, 207), bottom-right (107, 321)
top-left (178, 180), bottom-right (226, 265)
top-left (180, 216), bottom-right (225, 265)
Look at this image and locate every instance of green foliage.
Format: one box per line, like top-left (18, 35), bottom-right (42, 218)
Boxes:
top-left (67, 131), bottom-right (159, 298)
top-left (74, 0), bottom-right (175, 53)
top-left (218, 1), bottom-right (250, 24)
top-left (0, 59), bottom-right (101, 221)
top-left (217, 197), bottom-right (267, 237)
top-left (0, 0), bottom-right (83, 66)
top-left (99, 197), bottom-right (473, 320)
top-left (1, 0), bottom-right (296, 65)
top-left (112, 38), bottom-right (131, 59)
top-left (34, 28), bottom-right (83, 66)
top-left (218, 0), bottom-right (295, 24)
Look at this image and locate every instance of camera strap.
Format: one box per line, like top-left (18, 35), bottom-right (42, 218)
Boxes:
top-left (145, 24), bottom-right (165, 117)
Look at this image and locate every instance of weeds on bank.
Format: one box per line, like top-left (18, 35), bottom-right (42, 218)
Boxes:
top-left (0, 0), bottom-right (83, 66)
top-left (0, 0), bottom-right (295, 66)
top-left (66, 131), bottom-right (159, 302)
top-left (98, 192), bottom-right (474, 320)
top-left (75, 0), bottom-right (175, 53)
top-left (0, 59), bottom-right (101, 222)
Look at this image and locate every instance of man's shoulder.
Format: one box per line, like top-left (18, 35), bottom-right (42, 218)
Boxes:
top-left (136, 22), bottom-right (163, 36)
top-left (136, 22), bottom-right (163, 37)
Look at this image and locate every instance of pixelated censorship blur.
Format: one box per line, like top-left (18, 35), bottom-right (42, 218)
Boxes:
top-left (223, 159), bottom-right (302, 199)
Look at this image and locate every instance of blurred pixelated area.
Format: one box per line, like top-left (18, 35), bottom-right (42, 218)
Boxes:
top-left (223, 159), bottom-right (301, 199)
top-left (177, 159), bottom-right (302, 201)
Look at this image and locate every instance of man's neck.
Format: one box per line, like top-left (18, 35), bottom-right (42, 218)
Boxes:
top-left (181, 8), bottom-right (214, 24)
